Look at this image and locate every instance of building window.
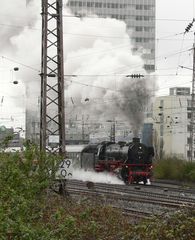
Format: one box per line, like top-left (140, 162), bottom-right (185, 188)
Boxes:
top-left (144, 5), bottom-right (152, 10)
top-left (136, 5), bottom-right (143, 10)
top-left (143, 38), bottom-right (150, 43)
top-left (95, 2), bottom-right (102, 8)
top-left (135, 37), bottom-right (142, 42)
top-left (144, 16), bottom-right (150, 21)
top-left (70, 1), bottom-right (77, 6)
top-left (136, 16), bottom-right (143, 21)
top-left (144, 64), bottom-right (155, 71)
top-left (121, 15), bottom-right (126, 20)
top-left (187, 125), bottom-right (191, 132)
top-left (135, 26), bottom-right (143, 31)
top-left (187, 137), bottom-right (192, 144)
top-left (111, 3), bottom-right (118, 8)
top-left (187, 99), bottom-right (192, 107)
top-left (119, 4), bottom-right (126, 8)
top-left (144, 27), bottom-right (154, 32)
top-left (187, 112), bottom-right (192, 119)
top-left (111, 14), bottom-right (119, 19)
top-left (134, 38), bottom-right (153, 44)
top-left (188, 151), bottom-right (195, 158)
top-left (136, 5), bottom-right (152, 10)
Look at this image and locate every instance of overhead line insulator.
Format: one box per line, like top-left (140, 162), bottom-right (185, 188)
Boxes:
top-left (126, 74), bottom-right (144, 78)
top-left (185, 20), bottom-right (194, 33)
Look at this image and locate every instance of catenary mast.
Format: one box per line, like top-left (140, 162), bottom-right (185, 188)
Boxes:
top-left (189, 34), bottom-right (195, 162)
top-left (185, 20), bottom-right (195, 161)
top-left (40, 0), bottom-right (65, 154)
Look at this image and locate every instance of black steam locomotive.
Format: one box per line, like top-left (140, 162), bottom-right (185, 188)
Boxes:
top-left (81, 138), bottom-right (154, 184)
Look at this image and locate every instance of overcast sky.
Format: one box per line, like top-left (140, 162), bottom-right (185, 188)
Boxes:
top-left (156, 0), bottom-right (195, 95)
top-left (0, 0), bottom-right (195, 129)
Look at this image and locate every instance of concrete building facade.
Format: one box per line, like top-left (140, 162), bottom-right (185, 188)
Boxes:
top-left (66, 0), bottom-right (156, 72)
top-left (153, 87), bottom-right (193, 161)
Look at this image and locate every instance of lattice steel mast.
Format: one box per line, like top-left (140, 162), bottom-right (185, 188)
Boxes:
top-left (40, 0), bottom-right (65, 154)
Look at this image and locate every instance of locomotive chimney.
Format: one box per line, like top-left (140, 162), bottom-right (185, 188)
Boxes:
top-left (132, 137), bottom-right (140, 143)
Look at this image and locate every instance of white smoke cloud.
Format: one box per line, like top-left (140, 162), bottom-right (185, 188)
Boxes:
top-left (63, 8), bottom-right (153, 134)
top-left (73, 168), bottom-right (124, 185)
top-left (0, 1), bottom-right (40, 54)
top-left (0, 1), bottom-right (41, 123)
top-left (0, 1), bottom-right (40, 128)
top-left (0, 0), bottom-right (154, 133)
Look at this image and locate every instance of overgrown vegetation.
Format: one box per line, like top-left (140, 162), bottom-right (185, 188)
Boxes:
top-left (0, 148), bottom-right (195, 239)
top-left (132, 209), bottom-right (195, 240)
top-left (153, 157), bottom-right (195, 183)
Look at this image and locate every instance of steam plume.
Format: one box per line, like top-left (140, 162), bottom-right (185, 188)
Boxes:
top-left (0, 0), bottom-right (154, 134)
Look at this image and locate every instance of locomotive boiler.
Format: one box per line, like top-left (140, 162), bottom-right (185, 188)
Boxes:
top-left (81, 137), bottom-right (154, 184)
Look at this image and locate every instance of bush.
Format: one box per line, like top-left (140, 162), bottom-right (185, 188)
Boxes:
top-left (130, 208), bottom-right (195, 240)
top-left (153, 157), bottom-right (195, 182)
top-left (0, 148), bottom-right (195, 239)
top-left (0, 145), bottom-right (61, 238)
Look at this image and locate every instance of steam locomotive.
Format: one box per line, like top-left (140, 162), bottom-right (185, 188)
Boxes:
top-left (80, 138), bottom-right (154, 184)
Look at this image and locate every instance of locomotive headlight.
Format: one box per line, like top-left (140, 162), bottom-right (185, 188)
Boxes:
top-left (139, 146), bottom-right (142, 149)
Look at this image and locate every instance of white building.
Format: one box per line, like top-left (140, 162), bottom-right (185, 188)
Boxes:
top-left (153, 87), bottom-right (192, 160)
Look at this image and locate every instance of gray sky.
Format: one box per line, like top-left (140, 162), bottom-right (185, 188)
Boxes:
top-left (0, 0), bottom-right (195, 129)
top-left (156, 0), bottom-right (195, 95)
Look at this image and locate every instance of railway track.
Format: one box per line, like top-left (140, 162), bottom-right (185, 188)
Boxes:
top-left (64, 180), bottom-right (195, 217)
top-left (150, 180), bottom-right (195, 195)
top-left (67, 180), bottom-right (195, 204)
top-left (67, 185), bottom-right (195, 208)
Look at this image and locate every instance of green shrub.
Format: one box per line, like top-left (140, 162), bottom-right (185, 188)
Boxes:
top-left (153, 157), bottom-right (195, 182)
top-left (130, 209), bottom-right (195, 240)
top-left (0, 149), bottom-right (195, 239)
top-left (0, 146), bottom-right (62, 239)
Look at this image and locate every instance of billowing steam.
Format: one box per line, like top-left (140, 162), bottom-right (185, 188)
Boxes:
top-left (0, 1), bottom-right (39, 54)
top-left (0, 0), bottom-right (154, 134)
top-left (73, 169), bottom-right (124, 185)
top-left (63, 8), bottom-right (153, 135)
top-left (115, 79), bottom-right (152, 136)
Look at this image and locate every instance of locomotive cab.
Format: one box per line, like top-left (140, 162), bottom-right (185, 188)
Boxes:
top-left (122, 137), bottom-right (153, 184)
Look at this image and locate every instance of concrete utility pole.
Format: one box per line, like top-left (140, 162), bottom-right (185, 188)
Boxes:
top-left (82, 115), bottom-right (84, 141)
top-left (110, 121), bottom-right (116, 142)
top-left (189, 33), bottom-right (195, 162)
top-left (184, 19), bottom-right (195, 161)
top-left (40, 0), bottom-right (65, 154)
